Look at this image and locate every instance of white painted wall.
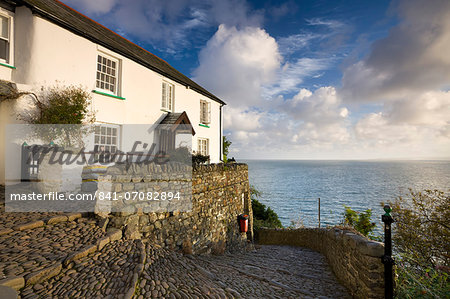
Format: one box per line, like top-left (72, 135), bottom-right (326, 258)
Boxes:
top-left (0, 5), bottom-right (224, 184)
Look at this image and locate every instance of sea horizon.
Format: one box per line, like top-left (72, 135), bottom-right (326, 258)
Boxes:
top-left (242, 159), bottom-right (450, 232)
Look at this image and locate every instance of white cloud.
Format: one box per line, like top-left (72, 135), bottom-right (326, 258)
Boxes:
top-left (63, 0), bottom-right (118, 14)
top-left (341, 0), bottom-right (450, 102)
top-left (193, 25), bottom-right (281, 107)
top-left (277, 33), bottom-right (317, 56)
top-left (354, 90), bottom-right (450, 157)
top-left (305, 18), bottom-right (345, 30)
top-left (223, 107), bottom-right (262, 131)
top-left (62, 0), bottom-right (263, 52)
top-left (263, 57), bottom-right (332, 97)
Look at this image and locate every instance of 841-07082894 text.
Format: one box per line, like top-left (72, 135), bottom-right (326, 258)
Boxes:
top-left (96, 191), bottom-right (181, 201)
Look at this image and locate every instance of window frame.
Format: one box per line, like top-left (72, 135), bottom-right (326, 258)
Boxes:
top-left (0, 9), bottom-right (14, 65)
top-left (161, 81), bottom-right (175, 112)
top-left (93, 124), bottom-right (120, 163)
top-left (200, 99), bottom-right (211, 125)
top-left (197, 138), bottom-right (209, 156)
top-left (95, 52), bottom-right (120, 96)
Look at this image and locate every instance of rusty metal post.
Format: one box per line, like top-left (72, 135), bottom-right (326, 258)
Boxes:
top-left (381, 205), bottom-right (395, 299)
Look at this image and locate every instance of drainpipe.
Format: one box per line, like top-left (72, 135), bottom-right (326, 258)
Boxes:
top-left (219, 104), bottom-right (223, 162)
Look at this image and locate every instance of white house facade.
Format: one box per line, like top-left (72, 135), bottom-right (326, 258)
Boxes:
top-left (0, 0), bottom-right (226, 185)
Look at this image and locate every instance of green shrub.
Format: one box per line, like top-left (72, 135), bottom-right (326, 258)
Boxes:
top-left (33, 85), bottom-right (94, 125)
top-left (342, 205), bottom-right (377, 237)
top-left (222, 136), bottom-right (232, 162)
top-left (251, 185), bottom-right (282, 229)
top-left (167, 147), bottom-right (191, 165)
top-left (25, 85), bottom-right (95, 147)
top-left (192, 153), bottom-right (209, 166)
top-left (386, 189), bottom-right (450, 298)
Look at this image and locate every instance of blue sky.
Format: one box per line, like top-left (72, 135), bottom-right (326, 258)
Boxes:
top-left (62, 0), bottom-right (450, 160)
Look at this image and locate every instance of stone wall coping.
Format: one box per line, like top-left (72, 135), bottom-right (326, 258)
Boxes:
top-left (193, 163), bottom-right (248, 172)
top-left (257, 227), bottom-right (384, 257)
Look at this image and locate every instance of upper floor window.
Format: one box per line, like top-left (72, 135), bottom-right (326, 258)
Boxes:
top-left (0, 14), bottom-right (11, 63)
top-left (96, 53), bottom-right (119, 95)
top-left (162, 81), bottom-right (174, 111)
top-left (200, 100), bottom-right (211, 124)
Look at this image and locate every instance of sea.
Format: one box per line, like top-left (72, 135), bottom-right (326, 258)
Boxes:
top-left (243, 160), bottom-right (450, 234)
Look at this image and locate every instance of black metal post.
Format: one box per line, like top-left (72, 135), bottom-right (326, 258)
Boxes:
top-left (318, 198), bottom-right (321, 228)
top-left (381, 205), bottom-right (395, 299)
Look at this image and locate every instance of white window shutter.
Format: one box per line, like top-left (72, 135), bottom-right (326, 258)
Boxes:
top-left (207, 102), bottom-right (211, 124)
top-left (162, 82), bottom-right (167, 109)
top-left (169, 85), bottom-right (173, 110)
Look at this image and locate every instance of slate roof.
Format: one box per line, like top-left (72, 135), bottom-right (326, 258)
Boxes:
top-left (159, 112), bottom-right (195, 135)
top-left (159, 113), bottom-right (184, 125)
top-left (15, 0), bottom-right (226, 105)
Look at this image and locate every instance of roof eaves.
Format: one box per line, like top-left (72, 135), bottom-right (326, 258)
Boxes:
top-left (16, 0), bottom-right (226, 106)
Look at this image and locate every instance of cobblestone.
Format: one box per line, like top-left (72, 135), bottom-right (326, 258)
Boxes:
top-left (1, 185), bottom-right (351, 298)
top-left (19, 239), bottom-right (143, 299)
top-left (0, 217), bottom-right (107, 280)
top-left (136, 244), bottom-right (350, 299)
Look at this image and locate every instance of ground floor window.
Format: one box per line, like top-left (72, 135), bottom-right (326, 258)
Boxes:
top-left (94, 124), bottom-right (119, 162)
top-left (197, 138), bottom-right (209, 156)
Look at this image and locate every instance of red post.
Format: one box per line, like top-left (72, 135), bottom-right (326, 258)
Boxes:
top-left (238, 214), bottom-right (249, 232)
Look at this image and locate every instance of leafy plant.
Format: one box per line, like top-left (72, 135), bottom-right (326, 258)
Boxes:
top-left (385, 189), bottom-right (450, 298)
top-left (192, 153), bottom-right (209, 166)
top-left (24, 85), bottom-right (95, 147)
top-left (223, 136), bottom-right (232, 162)
top-left (167, 146), bottom-right (192, 165)
top-left (342, 206), bottom-right (377, 237)
top-left (251, 185), bottom-right (282, 229)
top-left (33, 85), bottom-right (94, 125)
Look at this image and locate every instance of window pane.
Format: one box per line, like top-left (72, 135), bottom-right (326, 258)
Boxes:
top-left (112, 128), bottom-right (117, 136)
top-left (0, 39), bottom-right (7, 61)
top-left (0, 16), bottom-right (8, 39)
top-left (101, 126), bottom-right (106, 134)
top-left (107, 127), bottom-right (111, 135)
top-left (106, 136), bottom-right (111, 144)
top-left (94, 136), bottom-right (99, 143)
top-left (112, 137), bottom-right (117, 145)
top-left (101, 136), bottom-right (105, 143)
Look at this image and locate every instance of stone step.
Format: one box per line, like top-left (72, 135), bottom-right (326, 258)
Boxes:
top-left (0, 217), bottom-right (121, 290)
top-left (19, 239), bottom-right (145, 299)
top-left (0, 212), bottom-right (84, 235)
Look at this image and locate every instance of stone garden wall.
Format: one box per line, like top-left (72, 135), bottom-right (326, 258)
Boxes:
top-left (82, 163), bottom-right (252, 255)
top-left (256, 227), bottom-right (384, 299)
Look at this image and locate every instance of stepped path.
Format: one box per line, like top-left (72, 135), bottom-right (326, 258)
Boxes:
top-left (135, 245), bottom-right (350, 299)
top-left (0, 186), bottom-right (350, 298)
